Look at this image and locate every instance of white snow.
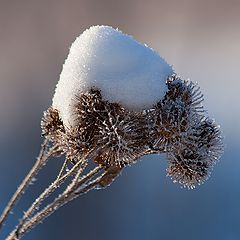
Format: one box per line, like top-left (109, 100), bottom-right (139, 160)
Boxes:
top-left (52, 25), bottom-right (173, 127)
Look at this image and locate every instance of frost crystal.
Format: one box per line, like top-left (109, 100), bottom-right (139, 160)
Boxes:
top-left (52, 25), bottom-right (173, 127)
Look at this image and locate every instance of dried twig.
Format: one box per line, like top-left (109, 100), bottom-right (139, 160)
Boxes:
top-left (14, 156), bottom-right (88, 236)
top-left (0, 139), bottom-right (57, 230)
top-left (7, 165), bottom-right (103, 240)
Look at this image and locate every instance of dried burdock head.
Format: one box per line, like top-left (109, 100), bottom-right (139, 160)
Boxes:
top-left (166, 75), bottom-right (204, 113)
top-left (64, 89), bottom-right (148, 167)
top-left (149, 75), bottom-right (204, 151)
top-left (41, 108), bottom-right (89, 163)
top-left (41, 107), bottom-right (64, 138)
top-left (166, 117), bottom-right (223, 189)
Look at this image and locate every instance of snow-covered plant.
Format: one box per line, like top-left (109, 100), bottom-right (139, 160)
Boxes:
top-left (0, 26), bottom-right (223, 240)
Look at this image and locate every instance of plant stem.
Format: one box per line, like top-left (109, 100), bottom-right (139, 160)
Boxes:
top-left (7, 166), bottom-right (103, 240)
top-left (16, 157), bottom-right (88, 232)
top-left (0, 139), bottom-right (55, 230)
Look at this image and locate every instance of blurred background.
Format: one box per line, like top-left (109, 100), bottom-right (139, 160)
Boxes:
top-left (0, 0), bottom-right (239, 239)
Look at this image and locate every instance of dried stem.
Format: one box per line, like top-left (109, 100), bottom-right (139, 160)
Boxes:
top-left (15, 156), bottom-right (88, 234)
top-left (0, 139), bottom-right (56, 230)
top-left (7, 165), bottom-right (103, 240)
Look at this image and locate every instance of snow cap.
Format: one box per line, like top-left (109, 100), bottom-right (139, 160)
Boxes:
top-left (53, 25), bottom-right (173, 127)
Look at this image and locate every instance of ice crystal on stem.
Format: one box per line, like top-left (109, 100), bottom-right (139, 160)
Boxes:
top-left (0, 26), bottom-right (223, 240)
